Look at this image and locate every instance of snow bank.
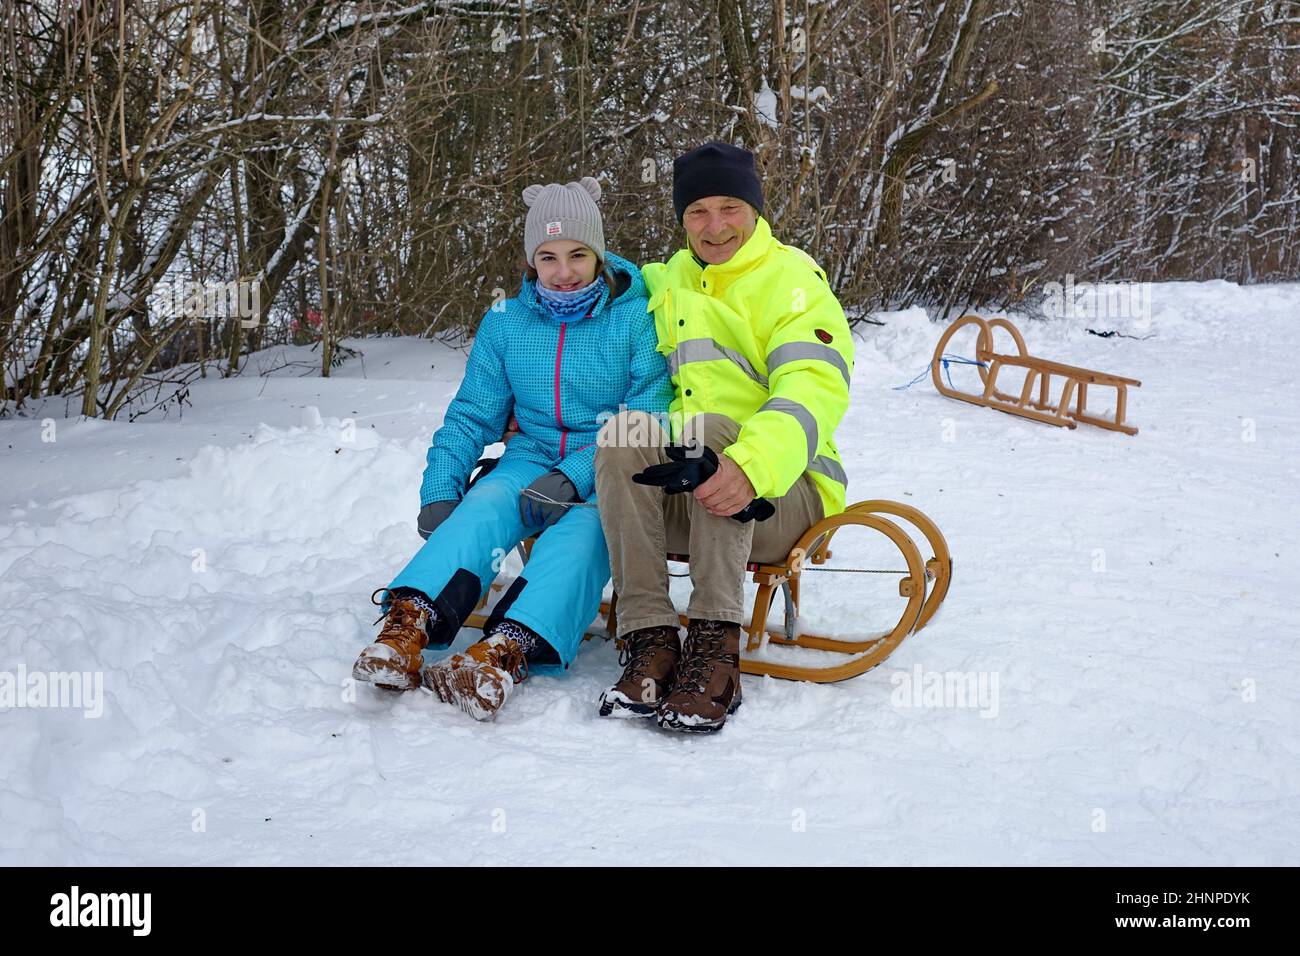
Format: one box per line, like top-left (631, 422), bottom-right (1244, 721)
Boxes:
top-left (1, 283), bottom-right (1297, 864)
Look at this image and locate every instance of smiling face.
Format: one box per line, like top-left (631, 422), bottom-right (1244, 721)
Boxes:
top-left (533, 240), bottom-right (598, 291)
top-left (682, 196), bottom-right (758, 265)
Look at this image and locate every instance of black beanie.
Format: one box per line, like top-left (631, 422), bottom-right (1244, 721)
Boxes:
top-left (672, 141), bottom-right (764, 222)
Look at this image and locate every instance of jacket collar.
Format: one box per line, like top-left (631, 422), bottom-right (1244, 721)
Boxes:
top-left (518, 250), bottom-right (644, 321)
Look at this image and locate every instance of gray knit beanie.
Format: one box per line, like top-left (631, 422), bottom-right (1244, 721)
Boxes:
top-left (522, 177), bottom-right (605, 266)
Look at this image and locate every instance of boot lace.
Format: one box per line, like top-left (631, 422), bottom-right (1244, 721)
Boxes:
top-left (618, 627), bottom-right (678, 680)
top-left (487, 639), bottom-right (529, 684)
top-left (673, 622), bottom-right (730, 696)
top-left (370, 587), bottom-right (424, 640)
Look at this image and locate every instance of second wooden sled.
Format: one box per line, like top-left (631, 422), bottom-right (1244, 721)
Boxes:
top-left (465, 499), bottom-right (951, 684)
top-left (932, 314), bottom-right (1141, 434)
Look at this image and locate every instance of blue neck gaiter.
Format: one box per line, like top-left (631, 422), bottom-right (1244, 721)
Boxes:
top-left (535, 275), bottom-right (605, 322)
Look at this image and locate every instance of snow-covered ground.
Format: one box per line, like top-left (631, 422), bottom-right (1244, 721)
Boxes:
top-left (2, 280), bottom-right (1297, 865)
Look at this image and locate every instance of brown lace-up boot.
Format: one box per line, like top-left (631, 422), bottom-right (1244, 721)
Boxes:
top-left (656, 619), bottom-right (742, 733)
top-left (422, 634), bottom-right (529, 721)
top-left (598, 625), bottom-right (681, 718)
top-left (351, 589), bottom-right (432, 690)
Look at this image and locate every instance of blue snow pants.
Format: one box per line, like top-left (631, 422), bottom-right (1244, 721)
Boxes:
top-left (382, 453), bottom-right (610, 674)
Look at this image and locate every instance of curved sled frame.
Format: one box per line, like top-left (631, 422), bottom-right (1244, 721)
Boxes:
top-left (932, 314), bottom-right (1140, 434)
top-left (733, 499), bottom-right (951, 683)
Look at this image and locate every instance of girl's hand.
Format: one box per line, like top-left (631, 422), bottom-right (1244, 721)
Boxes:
top-left (519, 470), bottom-right (579, 529)
top-left (417, 500), bottom-right (457, 540)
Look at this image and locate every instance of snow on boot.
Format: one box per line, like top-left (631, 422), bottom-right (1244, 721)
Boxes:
top-left (422, 631), bottom-right (529, 722)
top-left (598, 625), bottom-right (681, 718)
top-left (351, 589), bottom-right (432, 691)
top-left (656, 619), bottom-right (742, 733)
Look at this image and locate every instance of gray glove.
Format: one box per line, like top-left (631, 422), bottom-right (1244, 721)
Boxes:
top-left (519, 470), bottom-right (580, 529)
top-left (417, 500), bottom-right (457, 540)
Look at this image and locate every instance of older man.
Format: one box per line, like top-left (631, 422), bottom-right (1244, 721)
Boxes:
top-left (594, 142), bottom-right (853, 732)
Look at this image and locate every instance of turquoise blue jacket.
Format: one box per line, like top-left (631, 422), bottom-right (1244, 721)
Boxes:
top-left (420, 252), bottom-right (672, 505)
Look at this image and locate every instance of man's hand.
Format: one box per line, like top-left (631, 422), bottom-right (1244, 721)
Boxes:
top-left (633, 444), bottom-right (772, 521)
top-left (695, 452), bottom-right (756, 517)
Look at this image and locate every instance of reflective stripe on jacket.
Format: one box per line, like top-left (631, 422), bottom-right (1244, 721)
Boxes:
top-left (642, 217), bottom-right (852, 516)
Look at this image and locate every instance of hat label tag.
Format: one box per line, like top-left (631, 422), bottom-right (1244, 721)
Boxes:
top-left (546, 220), bottom-right (562, 236)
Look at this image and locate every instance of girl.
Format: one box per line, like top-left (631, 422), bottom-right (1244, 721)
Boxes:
top-left (351, 177), bottom-right (672, 721)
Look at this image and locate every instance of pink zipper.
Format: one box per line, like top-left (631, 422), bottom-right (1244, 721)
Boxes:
top-left (554, 322), bottom-right (568, 457)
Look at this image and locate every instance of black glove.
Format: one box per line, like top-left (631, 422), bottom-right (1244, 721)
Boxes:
top-left (417, 500), bottom-right (457, 540)
top-left (632, 444), bottom-right (774, 522)
top-left (519, 469), bottom-right (580, 529)
top-left (632, 442), bottom-right (720, 493)
top-left (730, 497), bottom-right (776, 522)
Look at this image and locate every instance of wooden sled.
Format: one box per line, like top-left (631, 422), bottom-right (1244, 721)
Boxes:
top-left (465, 500), bottom-right (951, 684)
top-left (931, 314), bottom-right (1141, 435)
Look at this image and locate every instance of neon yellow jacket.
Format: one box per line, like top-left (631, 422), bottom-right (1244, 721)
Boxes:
top-left (642, 217), bottom-right (852, 517)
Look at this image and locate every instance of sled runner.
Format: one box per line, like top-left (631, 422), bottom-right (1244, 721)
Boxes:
top-left (932, 314), bottom-right (1141, 434)
top-left (464, 499), bottom-right (951, 684)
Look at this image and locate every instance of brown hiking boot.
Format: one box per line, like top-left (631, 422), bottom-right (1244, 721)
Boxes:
top-left (656, 619), bottom-right (742, 733)
top-left (422, 634), bottom-right (528, 721)
top-left (351, 589), bottom-right (431, 691)
top-left (598, 625), bottom-right (681, 718)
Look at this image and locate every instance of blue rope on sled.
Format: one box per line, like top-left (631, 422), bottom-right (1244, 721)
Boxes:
top-left (893, 354), bottom-right (987, 391)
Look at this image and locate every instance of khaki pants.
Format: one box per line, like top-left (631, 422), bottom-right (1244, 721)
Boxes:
top-left (593, 410), bottom-right (823, 637)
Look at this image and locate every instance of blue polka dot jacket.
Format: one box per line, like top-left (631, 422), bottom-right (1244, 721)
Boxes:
top-left (420, 251), bottom-right (673, 506)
